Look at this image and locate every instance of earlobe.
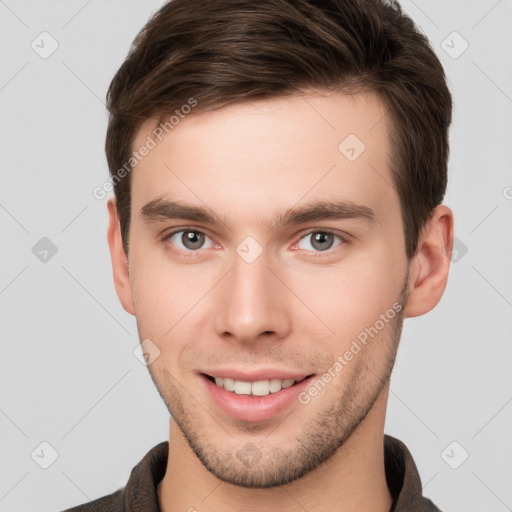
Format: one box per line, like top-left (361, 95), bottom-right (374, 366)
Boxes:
top-left (404, 205), bottom-right (454, 318)
top-left (107, 197), bottom-right (136, 316)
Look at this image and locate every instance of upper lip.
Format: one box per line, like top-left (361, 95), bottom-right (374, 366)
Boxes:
top-left (199, 368), bottom-right (314, 382)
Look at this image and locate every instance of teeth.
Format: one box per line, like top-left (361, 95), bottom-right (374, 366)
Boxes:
top-left (252, 380), bottom-right (271, 396)
top-left (234, 381), bottom-right (252, 395)
top-left (269, 379), bottom-right (283, 393)
top-left (212, 377), bottom-right (300, 395)
top-left (223, 377), bottom-right (235, 392)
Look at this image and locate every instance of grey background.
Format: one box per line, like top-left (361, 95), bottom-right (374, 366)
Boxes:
top-left (1, 1), bottom-right (511, 511)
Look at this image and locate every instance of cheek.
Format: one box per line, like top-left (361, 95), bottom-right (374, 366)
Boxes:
top-left (129, 247), bottom-right (188, 333)
top-left (129, 244), bottom-right (224, 346)
top-left (290, 255), bottom-right (404, 347)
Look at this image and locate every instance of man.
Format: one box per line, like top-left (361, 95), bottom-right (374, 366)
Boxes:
top-left (66, 0), bottom-right (453, 510)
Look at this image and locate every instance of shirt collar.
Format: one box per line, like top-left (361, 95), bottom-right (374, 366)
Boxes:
top-left (119, 435), bottom-right (441, 512)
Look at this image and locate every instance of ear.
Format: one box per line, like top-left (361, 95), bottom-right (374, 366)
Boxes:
top-left (404, 205), bottom-right (454, 318)
top-left (107, 197), bottom-right (135, 315)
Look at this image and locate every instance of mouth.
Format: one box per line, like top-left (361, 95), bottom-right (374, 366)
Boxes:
top-left (200, 372), bottom-right (316, 422)
top-left (202, 374), bottom-right (312, 396)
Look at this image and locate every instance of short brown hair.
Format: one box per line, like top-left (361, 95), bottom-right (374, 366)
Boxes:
top-left (105, 0), bottom-right (452, 259)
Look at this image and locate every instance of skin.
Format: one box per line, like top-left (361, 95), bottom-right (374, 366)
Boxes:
top-left (107, 90), bottom-right (453, 512)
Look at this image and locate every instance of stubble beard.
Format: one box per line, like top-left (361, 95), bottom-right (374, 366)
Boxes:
top-left (145, 276), bottom-right (409, 488)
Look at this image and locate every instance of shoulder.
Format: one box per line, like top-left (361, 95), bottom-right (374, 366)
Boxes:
top-left (384, 435), bottom-right (444, 512)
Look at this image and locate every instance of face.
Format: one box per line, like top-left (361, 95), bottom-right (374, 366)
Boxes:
top-left (122, 91), bottom-right (411, 487)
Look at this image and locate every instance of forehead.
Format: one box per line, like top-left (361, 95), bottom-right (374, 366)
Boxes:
top-left (129, 91), bottom-right (396, 226)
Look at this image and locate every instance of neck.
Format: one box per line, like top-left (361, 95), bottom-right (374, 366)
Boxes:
top-left (158, 389), bottom-right (393, 512)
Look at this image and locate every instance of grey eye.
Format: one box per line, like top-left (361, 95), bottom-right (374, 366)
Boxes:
top-left (182, 231), bottom-right (205, 250)
top-left (168, 230), bottom-right (213, 251)
top-left (297, 232), bottom-right (342, 252)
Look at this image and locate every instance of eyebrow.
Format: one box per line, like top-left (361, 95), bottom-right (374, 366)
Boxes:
top-left (141, 198), bottom-right (227, 225)
top-left (273, 200), bottom-right (375, 227)
top-left (140, 198), bottom-right (375, 228)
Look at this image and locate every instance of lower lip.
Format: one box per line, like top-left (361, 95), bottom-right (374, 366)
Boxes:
top-left (201, 374), bottom-right (314, 422)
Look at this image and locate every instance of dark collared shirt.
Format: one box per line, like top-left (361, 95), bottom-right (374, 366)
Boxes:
top-left (62, 435), bottom-right (442, 511)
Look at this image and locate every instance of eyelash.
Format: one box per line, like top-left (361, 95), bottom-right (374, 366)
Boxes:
top-left (162, 228), bottom-right (347, 257)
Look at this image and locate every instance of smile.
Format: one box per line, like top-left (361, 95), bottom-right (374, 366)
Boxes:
top-left (206, 375), bottom-right (308, 396)
top-left (201, 373), bottom-right (315, 422)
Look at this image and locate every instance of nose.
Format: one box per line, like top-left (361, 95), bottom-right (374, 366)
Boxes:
top-left (213, 250), bottom-right (292, 345)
